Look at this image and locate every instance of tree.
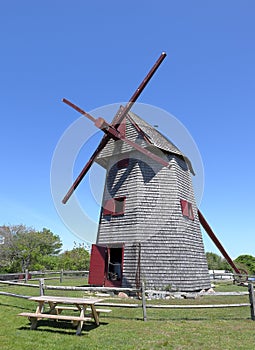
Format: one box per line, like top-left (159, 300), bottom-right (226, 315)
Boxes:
top-left (206, 252), bottom-right (230, 271)
top-left (234, 255), bottom-right (255, 274)
top-left (58, 243), bottom-right (90, 271)
top-left (0, 225), bottom-right (62, 272)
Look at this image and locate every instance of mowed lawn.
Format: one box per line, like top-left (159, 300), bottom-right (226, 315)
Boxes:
top-left (0, 278), bottom-right (254, 350)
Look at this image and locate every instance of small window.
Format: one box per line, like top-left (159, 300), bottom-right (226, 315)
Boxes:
top-left (103, 198), bottom-right (115, 216)
top-left (103, 197), bottom-right (126, 217)
top-left (117, 158), bottom-right (129, 169)
top-left (114, 197), bottom-right (126, 216)
top-left (180, 199), bottom-right (194, 221)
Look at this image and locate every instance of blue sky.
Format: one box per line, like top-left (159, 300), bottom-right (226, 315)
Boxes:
top-left (0, 1), bottom-right (254, 258)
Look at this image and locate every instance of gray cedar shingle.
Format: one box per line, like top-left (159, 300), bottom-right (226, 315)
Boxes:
top-left (94, 112), bottom-right (210, 291)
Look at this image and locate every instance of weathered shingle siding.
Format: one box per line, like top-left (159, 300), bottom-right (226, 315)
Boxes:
top-left (96, 149), bottom-right (210, 291)
top-left (95, 112), bottom-right (210, 291)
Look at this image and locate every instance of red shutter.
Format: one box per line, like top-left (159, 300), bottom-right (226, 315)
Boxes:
top-left (103, 198), bottom-right (115, 216)
top-left (180, 199), bottom-right (194, 220)
top-left (117, 158), bottom-right (129, 169)
top-left (88, 244), bottom-right (107, 285)
top-left (180, 199), bottom-right (189, 217)
top-left (188, 203), bottom-right (194, 221)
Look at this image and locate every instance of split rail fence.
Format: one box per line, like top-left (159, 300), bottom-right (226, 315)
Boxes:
top-left (0, 269), bottom-right (88, 283)
top-left (0, 272), bottom-right (255, 322)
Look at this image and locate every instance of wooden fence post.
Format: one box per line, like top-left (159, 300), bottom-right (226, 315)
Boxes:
top-left (25, 269), bottom-right (29, 283)
top-left (60, 269), bottom-right (64, 283)
top-left (248, 283), bottom-right (255, 320)
top-left (141, 281), bottom-right (147, 322)
top-left (39, 278), bottom-right (45, 296)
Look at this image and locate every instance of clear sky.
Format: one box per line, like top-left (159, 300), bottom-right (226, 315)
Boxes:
top-left (0, 1), bottom-right (254, 259)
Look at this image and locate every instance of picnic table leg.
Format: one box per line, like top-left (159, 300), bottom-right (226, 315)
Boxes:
top-left (91, 305), bottom-right (100, 326)
top-left (76, 307), bottom-right (85, 336)
top-left (31, 301), bottom-right (44, 325)
top-left (48, 302), bottom-right (57, 315)
top-left (30, 317), bottom-right (38, 330)
top-left (36, 301), bottom-right (44, 314)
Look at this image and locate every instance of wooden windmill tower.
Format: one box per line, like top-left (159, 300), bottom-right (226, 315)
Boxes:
top-left (62, 52), bottom-right (244, 291)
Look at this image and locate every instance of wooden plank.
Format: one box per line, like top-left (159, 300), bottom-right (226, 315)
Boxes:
top-left (54, 306), bottom-right (79, 311)
top-left (248, 283), bottom-right (255, 320)
top-left (0, 280), bottom-right (38, 288)
top-left (95, 309), bottom-right (112, 313)
top-left (0, 291), bottom-right (30, 299)
top-left (29, 296), bottom-right (102, 304)
top-left (44, 285), bottom-right (139, 292)
top-left (96, 302), bottom-right (140, 308)
top-left (145, 303), bottom-right (250, 309)
top-left (18, 312), bottom-right (92, 322)
top-left (54, 306), bottom-right (112, 313)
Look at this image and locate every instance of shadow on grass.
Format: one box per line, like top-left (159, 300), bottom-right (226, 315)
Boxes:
top-left (18, 319), bottom-right (109, 336)
top-left (104, 314), bottom-right (250, 322)
top-left (0, 301), bottom-right (31, 311)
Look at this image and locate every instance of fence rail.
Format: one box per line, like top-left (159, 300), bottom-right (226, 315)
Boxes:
top-left (0, 271), bottom-right (254, 321)
top-left (0, 269), bottom-right (88, 283)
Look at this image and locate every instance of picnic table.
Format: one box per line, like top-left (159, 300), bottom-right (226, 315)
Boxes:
top-left (18, 295), bottom-right (111, 335)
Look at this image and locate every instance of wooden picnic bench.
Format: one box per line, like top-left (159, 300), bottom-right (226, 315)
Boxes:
top-left (18, 295), bottom-right (111, 335)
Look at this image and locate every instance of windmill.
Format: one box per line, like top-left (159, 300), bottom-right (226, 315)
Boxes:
top-left (62, 52), bottom-right (244, 291)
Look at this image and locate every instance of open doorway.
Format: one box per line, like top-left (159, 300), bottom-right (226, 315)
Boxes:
top-left (106, 247), bottom-right (123, 285)
top-left (89, 244), bottom-right (124, 287)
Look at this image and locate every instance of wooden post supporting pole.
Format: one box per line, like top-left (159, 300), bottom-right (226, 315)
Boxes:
top-left (60, 269), bottom-right (64, 283)
top-left (39, 278), bottom-right (45, 296)
top-left (248, 283), bottom-right (255, 320)
top-left (141, 281), bottom-right (147, 322)
top-left (25, 269), bottom-right (29, 283)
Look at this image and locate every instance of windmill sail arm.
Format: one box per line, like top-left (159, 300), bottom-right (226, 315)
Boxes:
top-left (115, 52), bottom-right (167, 126)
top-left (62, 135), bottom-right (110, 204)
top-left (62, 98), bottom-right (171, 169)
top-left (62, 52), bottom-right (167, 203)
top-left (112, 129), bottom-right (170, 168)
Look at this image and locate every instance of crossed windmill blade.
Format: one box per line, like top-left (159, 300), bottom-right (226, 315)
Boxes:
top-left (62, 52), bottom-right (167, 204)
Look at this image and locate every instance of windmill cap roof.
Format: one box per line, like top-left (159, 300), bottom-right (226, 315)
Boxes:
top-left (126, 110), bottom-right (195, 175)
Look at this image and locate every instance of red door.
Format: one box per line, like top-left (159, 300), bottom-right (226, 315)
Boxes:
top-left (88, 244), bottom-right (107, 285)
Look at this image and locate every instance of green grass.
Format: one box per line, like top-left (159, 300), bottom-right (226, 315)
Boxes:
top-left (0, 279), bottom-right (254, 350)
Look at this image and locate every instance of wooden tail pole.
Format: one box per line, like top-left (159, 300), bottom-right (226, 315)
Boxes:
top-left (197, 209), bottom-right (241, 275)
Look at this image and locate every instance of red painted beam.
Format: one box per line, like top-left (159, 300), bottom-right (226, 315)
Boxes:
top-left (115, 52), bottom-right (167, 126)
top-left (61, 99), bottom-right (171, 204)
top-left (62, 52), bottom-right (167, 203)
top-left (198, 209), bottom-right (241, 274)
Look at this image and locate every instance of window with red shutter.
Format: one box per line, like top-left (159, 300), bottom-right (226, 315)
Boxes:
top-left (180, 199), bottom-right (194, 221)
top-left (103, 198), bottom-right (115, 216)
top-left (117, 158), bottom-right (129, 169)
top-left (113, 197), bottom-right (126, 216)
top-left (103, 197), bottom-right (126, 217)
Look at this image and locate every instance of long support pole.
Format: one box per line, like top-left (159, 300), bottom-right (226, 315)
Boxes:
top-left (198, 209), bottom-right (241, 274)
